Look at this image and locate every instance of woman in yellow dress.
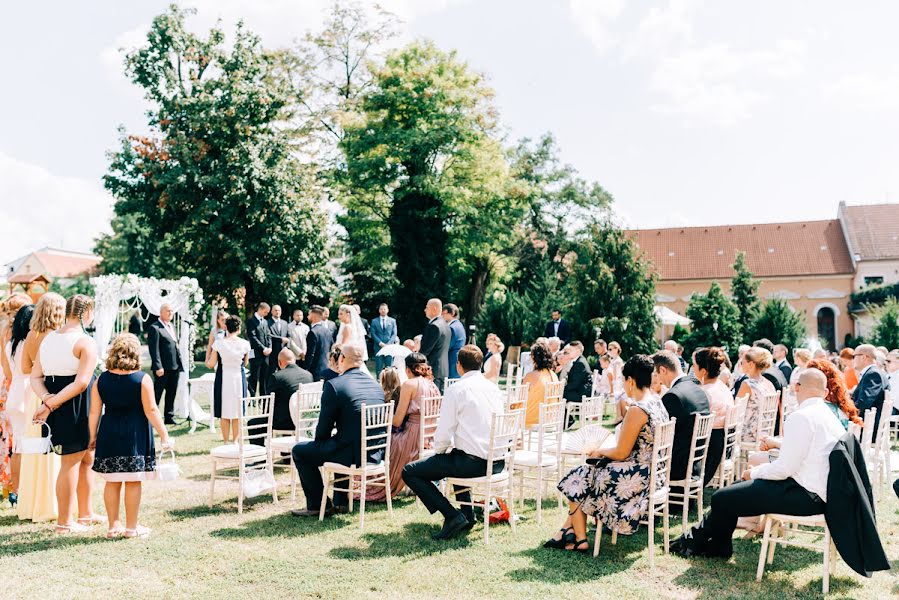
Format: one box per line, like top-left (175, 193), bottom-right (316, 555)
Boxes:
top-left (16, 292), bottom-right (65, 522)
top-left (522, 341), bottom-right (559, 428)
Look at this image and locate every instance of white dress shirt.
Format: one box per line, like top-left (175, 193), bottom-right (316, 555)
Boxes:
top-left (433, 370), bottom-right (503, 459)
top-left (750, 397), bottom-right (845, 501)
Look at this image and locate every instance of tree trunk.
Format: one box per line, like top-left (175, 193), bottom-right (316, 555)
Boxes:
top-left (463, 261), bottom-right (490, 330)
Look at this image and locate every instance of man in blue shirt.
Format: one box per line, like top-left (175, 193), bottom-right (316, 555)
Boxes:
top-left (442, 303), bottom-right (467, 380)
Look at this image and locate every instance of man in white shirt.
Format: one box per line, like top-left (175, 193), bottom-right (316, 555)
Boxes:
top-left (402, 344), bottom-right (504, 540)
top-left (287, 309), bottom-right (309, 359)
top-left (672, 368), bottom-right (844, 558)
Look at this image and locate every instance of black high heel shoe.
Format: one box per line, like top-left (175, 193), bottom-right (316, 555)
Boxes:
top-left (543, 527), bottom-right (576, 549)
top-left (8, 492), bottom-right (18, 508)
top-left (565, 538), bottom-right (590, 553)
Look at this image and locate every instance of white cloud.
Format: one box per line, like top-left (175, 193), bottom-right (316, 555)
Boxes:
top-left (568, 0), bottom-right (626, 55)
top-left (0, 152), bottom-right (112, 264)
top-left (825, 72), bottom-right (899, 112)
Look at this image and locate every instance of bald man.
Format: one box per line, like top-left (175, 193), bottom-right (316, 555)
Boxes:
top-left (148, 302), bottom-right (183, 424)
top-left (672, 369), bottom-right (845, 559)
top-left (263, 348), bottom-right (313, 436)
top-left (419, 298), bottom-right (451, 392)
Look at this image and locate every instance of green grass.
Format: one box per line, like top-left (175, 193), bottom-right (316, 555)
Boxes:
top-left (1, 420), bottom-right (896, 599)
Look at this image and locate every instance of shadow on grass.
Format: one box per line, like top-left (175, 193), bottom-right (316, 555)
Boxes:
top-left (0, 529), bottom-right (113, 557)
top-left (328, 520), bottom-right (472, 560)
top-left (210, 510), bottom-right (353, 539)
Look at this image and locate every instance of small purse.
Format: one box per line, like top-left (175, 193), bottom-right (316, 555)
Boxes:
top-left (155, 449), bottom-right (181, 481)
top-left (242, 468), bottom-right (276, 498)
top-left (19, 421), bottom-right (53, 454)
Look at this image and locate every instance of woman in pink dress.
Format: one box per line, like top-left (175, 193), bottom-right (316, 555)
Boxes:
top-left (367, 352), bottom-right (439, 501)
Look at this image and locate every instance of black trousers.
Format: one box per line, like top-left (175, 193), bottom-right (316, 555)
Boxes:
top-left (153, 370), bottom-right (179, 420)
top-left (247, 357), bottom-right (269, 396)
top-left (402, 449), bottom-right (504, 521)
top-left (292, 439), bottom-right (353, 509)
top-left (692, 478), bottom-right (824, 554)
top-left (704, 428), bottom-right (726, 486)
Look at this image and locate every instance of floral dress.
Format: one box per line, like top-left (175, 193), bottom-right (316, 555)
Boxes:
top-left (740, 376), bottom-right (774, 443)
top-left (557, 395), bottom-right (669, 534)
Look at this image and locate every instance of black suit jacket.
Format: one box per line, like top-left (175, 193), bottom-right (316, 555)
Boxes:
top-left (147, 320), bottom-right (182, 372)
top-left (563, 356), bottom-right (592, 403)
top-left (267, 317), bottom-right (289, 365)
top-left (315, 368), bottom-right (386, 466)
top-left (825, 432), bottom-right (890, 577)
top-left (776, 360), bottom-right (793, 384)
top-left (544, 319), bottom-right (571, 343)
top-left (661, 376), bottom-right (710, 480)
top-left (266, 363), bottom-right (313, 431)
top-left (246, 315), bottom-right (272, 360)
top-left (303, 323), bottom-right (333, 380)
top-left (852, 366), bottom-right (887, 436)
top-left (419, 317), bottom-right (451, 382)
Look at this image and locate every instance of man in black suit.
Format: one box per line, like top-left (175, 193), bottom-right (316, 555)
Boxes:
top-left (290, 344), bottom-right (385, 517)
top-left (543, 309), bottom-right (571, 345)
top-left (419, 298), bottom-right (451, 392)
top-left (267, 304), bottom-right (290, 374)
top-left (852, 344), bottom-right (888, 436)
top-left (652, 350), bottom-right (710, 481)
top-left (246, 302), bottom-right (273, 396)
top-left (773, 344), bottom-right (793, 383)
top-left (303, 305), bottom-right (333, 381)
top-left (249, 349), bottom-right (313, 445)
top-left (561, 341), bottom-right (592, 404)
top-left (148, 303), bottom-right (183, 424)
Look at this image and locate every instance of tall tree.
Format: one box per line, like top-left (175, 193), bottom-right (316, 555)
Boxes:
top-left (97, 5), bottom-right (331, 310)
top-left (749, 299), bottom-right (806, 349)
top-left (682, 282), bottom-right (742, 356)
top-left (871, 298), bottom-right (899, 350)
top-left (730, 251), bottom-right (759, 337)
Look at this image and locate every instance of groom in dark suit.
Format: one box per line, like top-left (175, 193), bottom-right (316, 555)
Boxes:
top-left (290, 343), bottom-right (386, 516)
top-left (303, 305), bottom-right (333, 381)
top-left (148, 303), bottom-right (183, 424)
top-left (370, 303), bottom-right (399, 376)
top-left (419, 298), bottom-right (451, 392)
top-left (544, 309), bottom-right (571, 344)
top-left (246, 302), bottom-right (273, 396)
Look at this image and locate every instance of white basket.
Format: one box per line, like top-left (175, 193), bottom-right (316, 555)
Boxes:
top-left (156, 449), bottom-right (180, 481)
top-left (19, 421), bottom-right (52, 455)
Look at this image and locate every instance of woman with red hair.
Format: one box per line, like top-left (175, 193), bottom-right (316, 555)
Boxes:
top-left (805, 359), bottom-right (863, 428)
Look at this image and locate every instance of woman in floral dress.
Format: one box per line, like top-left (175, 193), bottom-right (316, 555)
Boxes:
top-left (545, 354), bottom-right (669, 552)
top-left (734, 347), bottom-right (775, 444)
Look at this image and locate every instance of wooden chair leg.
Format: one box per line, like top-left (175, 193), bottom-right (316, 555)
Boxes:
top-left (593, 518), bottom-right (602, 557)
top-left (822, 526), bottom-right (831, 594)
top-left (271, 463), bottom-right (279, 505)
top-left (663, 500), bottom-right (670, 554)
top-left (647, 508), bottom-right (655, 570)
top-left (766, 522), bottom-right (778, 565)
top-left (319, 469), bottom-right (330, 521)
top-left (756, 516), bottom-right (772, 582)
top-left (536, 469), bottom-right (543, 524)
top-left (238, 467), bottom-right (244, 515)
top-left (385, 471), bottom-right (394, 518)
top-left (483, 488), bottom-right (490, 544)
top-left (359, 473), bottom-right (367, 530)
top-left (208, 460), bottom-right (217, 507)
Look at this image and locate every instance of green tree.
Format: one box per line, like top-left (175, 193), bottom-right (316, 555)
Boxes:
top-left (681, 282), bottom-right (742, 355)
top-left (670, 323), bottom-right (690, 343)
top-left (98, 5), bottom-right (331, 311)
top-left (564, 222), bottom-right (658, 355)
top-left (730, 251), bottom-right (759, 337)
top-left (748, 298), bottom-right (806, 349)
top-left (870, 298), bottom-right (899, 349)
top-left (48, 274), bottom-right (94, 298)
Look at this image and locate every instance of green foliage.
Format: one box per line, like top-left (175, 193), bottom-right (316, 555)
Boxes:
top-left (48, 274), bottom-right (94, 298)
top-left (670, 323), bottom-right (690, 343)
top-left (682, 282), bottom-right (742, 355)
top-left (850, 281), bottom-right (899, 308)
top-left (844, 333), bottom-right (866, 350)
top-left (870, 297), bottom-right (899, 350)
top-left (748, 298), bottom-right (806, 349)
top-left (98, 5), bottom-right (331, 311)
top-left (730, 251), bottom-right (759, 335)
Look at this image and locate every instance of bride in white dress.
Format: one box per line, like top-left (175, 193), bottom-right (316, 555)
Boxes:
top-left (337, 304), bottom-right (372, 377)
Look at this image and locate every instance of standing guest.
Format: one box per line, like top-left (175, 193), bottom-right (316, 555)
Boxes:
top-left (1, 303), bottom-right (34, 507)
top-left (419, 298), bottom-right (451, 392)
top-left (482, 335), bottom-right (504, 384)
top-left (789, 348), bottom-right (812, 390)
top-left (370, 303), bottom-right (399, 376)
top-left (368, 353), bottom-right (440, 502)
top-left (442, 303), bottom-right (466, 380)
top-left (813, 348), bottom-right (828, 360)
top-left (561, 342), bottom-right (592, 405)
top-left (206, 316), bottom-right (250, 443)
top-left (16, 292), bottom-right (65, 522)
top-left (692, 347), bottom-right (733, 485)
top-left (607, 342), bottom-right (625, 396)
top-left (287, 309), bottom-right (309, 360)
top-left (665, 340), bottom-right (688, 372)
top-left (544, 309), bottom-right (571, 345)
top-left (671, 369), bottom-right (845, 559)
top-left (840, 348), bottom-right (858, 390)
top-left (522, 341), bottom-right (559, 428)
top-left (206, 310), bottom-right (228, 426)
top-left (403, 345), bottom-right (504, 540)
top-left (852, 344), bottom-right (888, 436)
top-left (30, 295), bottom-right (100, 534)
top-left (289, 344), bottom-right (385, 517)
top-left (322, 306), bottom-right (339, 340)
top-left (267, 305), bottom-right (290, 374)
top-left (320, 345), bottom-right (343, 383)
top-left (773, 344), bottom-right (793, 382)
top-left (147, 303), bottom-right (182, 425)
top-left (379, 366), bottom-right (402, 403)
top-left (734, 347), bottom-right (777, 444)
top-left (303, 306), bottom-right (333, 381)
top-left (651, 350), bottom-right (710, 482)
top-left (594, 339), bottom-right (608, 368)
top-left (547, 355), bottom-right (669, 551)
top-left (246, 302), bottom-right (273, 396)
top-left (88, 333), bottom-right (171, 539)
top-left (249, 348), bottom-right (312, 444)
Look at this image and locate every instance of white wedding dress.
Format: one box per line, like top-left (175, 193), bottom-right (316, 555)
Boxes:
top-left (337, 313), bottom-right (373, 378)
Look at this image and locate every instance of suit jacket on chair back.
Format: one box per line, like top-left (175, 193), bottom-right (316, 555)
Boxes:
top-left (314, 368), bottom-right (386, 465)
top-left (661, 375), bottom-right (710, 480)
top-left (148, 320), bottom-right (183, 372)
top-left (419, 317), bottom-right (451, 382)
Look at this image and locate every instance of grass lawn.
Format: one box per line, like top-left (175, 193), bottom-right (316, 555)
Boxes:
top-left (1, 394), bottom-right (896, 599)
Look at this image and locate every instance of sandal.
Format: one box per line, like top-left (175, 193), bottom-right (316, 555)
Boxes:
top-left (77, 515), bottom-right (106, 526)
top-left (55, 522), bottom-right (90, 535)
top-left (106, 526), bottom-right (125, 539)
top-left (543, 527), bottom-right (576, 549)
top-left (565, 538), bottom-right (590, 553)
top-left (124, 525), bottom-right (151, 539)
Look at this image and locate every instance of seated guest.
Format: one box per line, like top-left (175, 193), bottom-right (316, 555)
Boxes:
top-left (734, 347), bottom-right (777, 445)
top-left (320, 345), bottom-right (343, 383)
top-left (692, 347), bottom-right (733, 485)
top-left (806, 359), bottom-right (863, 430)
top-left (379, 366), bottom-right (401, 403)
top-left (289, 344), bottom-right (385, 517)
top-left (789, 348), bottom-right (812, 391)
top-left (402, 345), bottom-right (503, 540)
top-left (522, 341), bottom-right (559, 428)
top-left (840, 348), bottom-right (858, 390)
top-left (561, 341), bottom-right (592, 405)
top-left (773, 344), bottom-right (792, 383)
top-left (367, 353), bottom-right (440, 502)
top-left (851, 344), bottom-right (888, 436)
top-left (546, 355), bottom-right (669, 551)
top-left (672, 369), bottom-right (845, 558)
top-left (249, 348), bottom-right (313, 445)
top-left (718, 366), bottom-right (732, 388)
top-left (652, 351), bottom-right (710, 481)
top-left (482, 334), bottom-right (503, 383)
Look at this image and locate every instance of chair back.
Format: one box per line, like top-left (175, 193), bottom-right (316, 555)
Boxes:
top-left (237, 394), bottom-right (275, 453)
top-left (485, 409), bottom-right (524, 474)
top-left (418, 394), bottom-right (443, 456)
top-left (504, 363), bottom-right (518, 389)
top-left (544, 380), bottom-right (564, 403)
top-left (873, 395), bottom-right (893, 455)
top-left (579, 395), bottom-right (606, 427)
top-left (721, 400), bottom-right (745, 463)
top-left (754, 391), bottom-right (780, 440)
top-left (444, 377), bottom-right (460, 389)
top-left (535, 400), bottom-right (566, 457)
top-left (685, 413), bottom-right (715, 482)
top-left (650, 418), bottom-right (677, 499)
top-left (291, 387), bottom-right (323, 440)
top-left (860, 408), bottom-right (877, 450)
top-left (358, 402), bottom-right (394, 468)
top-left (504, 383), bottom-right (530, 412)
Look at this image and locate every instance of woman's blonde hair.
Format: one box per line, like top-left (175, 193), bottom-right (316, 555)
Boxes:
top-left (744, 347), bottom-right (773, 371)
top-left (4, 293), bottom-right (32, 318)
top-left (793, 348), bottom-right (812, 365)
top-left (106, 333), bottom-right (142, 371)
top-left (65, 294), bottom-right (94, 322)
top-left (379, 367), bottom-right (401, 402)
top-left (30, 292), bottom-right (66, 333)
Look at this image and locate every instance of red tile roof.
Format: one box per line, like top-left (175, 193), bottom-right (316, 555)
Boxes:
top-left (33, 250), bottom-right (101, 278)
top-left (628, 220), bottom-right (853, 281)
top-left (839, 203), bottom-right (899, 261)
top-left (8, 273), bottom-right (50, 284)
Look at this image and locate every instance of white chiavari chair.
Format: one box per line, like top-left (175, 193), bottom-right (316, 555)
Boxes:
top-left (418, 394), bottom-right (443, 460)
top-left (512, 400), bottom-right (565, 523)
top-left (709, 397), bottom-right (747, 489)
top-left (735, 391), bottom-right (779, 474)
top-left (667, 413), bottom-right (714, 533)
top-left (756, 513), bottom-right (835, 594)
top-left (270, 387), bottom-right (322, 501)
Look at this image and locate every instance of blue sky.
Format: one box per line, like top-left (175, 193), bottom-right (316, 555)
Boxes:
top-left (2, 0), bottom-right (898, 263)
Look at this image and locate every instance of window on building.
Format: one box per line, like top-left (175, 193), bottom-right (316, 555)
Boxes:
top-left (864, 276), bottom-right (884, 286)
top-left (816, 307), bottom-right (836, 351)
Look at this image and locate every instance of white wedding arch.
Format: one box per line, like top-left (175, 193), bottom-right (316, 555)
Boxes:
top-left (91, 274), bottom-right (207, 421)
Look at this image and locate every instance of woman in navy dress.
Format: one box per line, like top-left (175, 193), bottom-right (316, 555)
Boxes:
top-left (89, 333), bottom-right (170, 538)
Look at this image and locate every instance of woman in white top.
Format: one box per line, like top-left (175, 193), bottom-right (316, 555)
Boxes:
top-left (336, 304), bottom-right (372, 377)
top-left (607, 341), bottom-right (625, 397)
top-left (788, 348), bottom-right (812, 391)
top-left (31, 294), bottom-right (100, 534)
top-left (206, 316), bottom-right (250, 443)
top-left (482, 335), bottom-right (504, 384)
top-left (1, 302), bottom-right (34, 506)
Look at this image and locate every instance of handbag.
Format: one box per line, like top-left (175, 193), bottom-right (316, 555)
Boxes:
top-left (155, 448), bottom-right (181, 481)
top-left (242, 468), bottom-right (276, 498)
top-left (19, 421), bottom-right (53, 454)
